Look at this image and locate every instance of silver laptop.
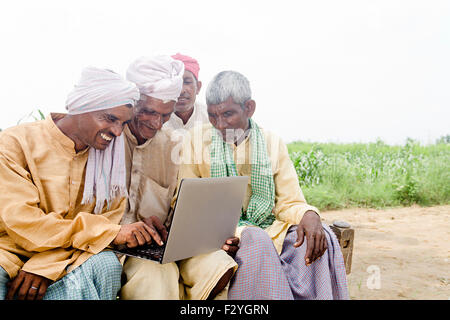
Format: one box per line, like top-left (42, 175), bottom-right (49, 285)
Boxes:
top-left (114, 176), bottom-right (248, 264)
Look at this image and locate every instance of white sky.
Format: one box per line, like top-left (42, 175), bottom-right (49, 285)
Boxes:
top-left (0, 0), bottom-right (449, 145)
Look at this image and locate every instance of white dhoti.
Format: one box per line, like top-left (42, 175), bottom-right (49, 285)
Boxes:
top-left (119, 249), bottom-right (237, 300)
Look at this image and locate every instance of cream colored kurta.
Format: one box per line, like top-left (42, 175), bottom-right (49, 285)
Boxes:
top-left (177, 123), bottom-right (320, 254)
top-left (0, 114), bottom-right (125, 281)
top-left (162, 101), bottom-right (208, 131)
top-left (119, 125), bottom-right (236, 300)
top-left (121, 125), bottom-right (180, 227)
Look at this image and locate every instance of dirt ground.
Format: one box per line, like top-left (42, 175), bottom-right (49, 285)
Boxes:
top-left (320, 204), bottom-right (449, 300)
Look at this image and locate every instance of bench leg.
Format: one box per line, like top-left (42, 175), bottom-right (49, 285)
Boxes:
top-left (329, 224), bottom-right (354, 275)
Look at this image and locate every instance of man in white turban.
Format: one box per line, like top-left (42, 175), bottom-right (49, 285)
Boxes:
top-left (0, 67), bottom-right (159, 300)
top-left (119, 55), bottom-right (239, 300)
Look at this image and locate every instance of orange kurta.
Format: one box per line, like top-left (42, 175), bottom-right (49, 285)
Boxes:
top-left (0, 114), bottom-right (124, 281)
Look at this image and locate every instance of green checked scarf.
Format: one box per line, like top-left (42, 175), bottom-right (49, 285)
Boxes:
top-left (210, 118), bottom-right (275, 229)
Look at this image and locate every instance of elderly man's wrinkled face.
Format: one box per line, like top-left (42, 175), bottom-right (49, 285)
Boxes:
top-left (174, 70), bottom-right (202, 114)
top-left (75, 105), bottom-right (133, 151)
top-left (129, 95), bottom-right (176, 144)
top-left (207, 96), bottom-right (255, 143)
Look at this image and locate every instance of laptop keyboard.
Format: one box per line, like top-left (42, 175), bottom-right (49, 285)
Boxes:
top-left (114, 242), bottom-right (165, 261)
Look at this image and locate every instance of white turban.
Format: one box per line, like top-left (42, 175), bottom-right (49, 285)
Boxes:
top-left (126, 55), bottom-right (184, 102)
top-left (65, 67), bottom-right (139, 213)
top-left (66, 67), bottom-right (140, 114)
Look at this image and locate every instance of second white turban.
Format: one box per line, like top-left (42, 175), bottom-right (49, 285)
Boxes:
top-left (126, 55), bottom-right (184, 102)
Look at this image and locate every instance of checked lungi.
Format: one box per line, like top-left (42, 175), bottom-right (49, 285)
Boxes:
top-left (228, 224), bottom-right (349, 300)
top-left (0, 251), bottom-right (122, 300)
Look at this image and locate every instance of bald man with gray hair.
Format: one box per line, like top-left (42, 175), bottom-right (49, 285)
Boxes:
top-left (177, 70), bottom-right (349, 300)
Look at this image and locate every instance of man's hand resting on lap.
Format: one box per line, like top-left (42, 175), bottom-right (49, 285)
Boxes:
top-left (294, 210), bottom-right (328, 266)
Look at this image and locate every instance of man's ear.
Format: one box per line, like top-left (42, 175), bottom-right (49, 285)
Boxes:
top-left (196, 80), bottom-right (202, 95)
top-left (244, 99), bottom-right (256, 118)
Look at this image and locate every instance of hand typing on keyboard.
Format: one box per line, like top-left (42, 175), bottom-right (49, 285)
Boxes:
top-left (141, 215), bottom-right (168, 246)
top-left (111, 221), bottom-right (155, 248)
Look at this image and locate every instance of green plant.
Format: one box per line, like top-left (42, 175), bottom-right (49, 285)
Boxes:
top-left (16, 108), bottom-right (45, 125)
top-left (290, 146), bottom-right (327, 187)
top-left (393, 173), bottom-right (420, 205)
top-left (288, 138), bottom-right (450, 211)
top-left (436, 134), bottom-right (450, 144)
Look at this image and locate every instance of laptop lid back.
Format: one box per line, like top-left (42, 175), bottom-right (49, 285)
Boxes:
top-left (161, 176), bottom-right (248, 264)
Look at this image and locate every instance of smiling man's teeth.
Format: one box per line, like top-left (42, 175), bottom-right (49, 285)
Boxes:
top-left (100, 133), bottom-right (112, 141)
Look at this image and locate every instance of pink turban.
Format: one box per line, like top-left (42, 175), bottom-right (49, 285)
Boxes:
top-left (172, 53), bottom-right (200, 80)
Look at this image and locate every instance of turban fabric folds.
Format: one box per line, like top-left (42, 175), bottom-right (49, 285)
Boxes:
top-left (66, 67), bottom-right (140, 115)
top-left (172, 53), bottom-right (200, 80)
top-left (66, 67), bottom-right (139, 213)
top-left (126, 55), bottom-right (184, 102)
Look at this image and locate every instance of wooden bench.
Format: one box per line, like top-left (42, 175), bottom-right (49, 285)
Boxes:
top-left (329, 221), bottom-right (354, 274)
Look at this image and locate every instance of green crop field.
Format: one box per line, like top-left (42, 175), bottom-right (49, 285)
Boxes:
top-left (287, 137), bottom-right (450, 211)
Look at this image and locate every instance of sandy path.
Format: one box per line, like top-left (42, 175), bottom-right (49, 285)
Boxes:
top-left (320, 205), bottom-right (450, 300)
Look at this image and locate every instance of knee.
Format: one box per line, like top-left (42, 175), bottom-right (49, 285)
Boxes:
top-left (89, 251), bottom-right (122, 279)
top-left (0, 267), bottom-right (10, 300)
top-left (241, 227), bottom-right (272, 247)
top-left (123, 258), bottom-right (179, 284)
top-left (0, 267), bottom-right (10, 284)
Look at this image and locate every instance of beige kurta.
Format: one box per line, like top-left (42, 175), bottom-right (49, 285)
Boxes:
top-left (0, 114), bottom-right (125, 281)
top-left (119, 125), bottom-right (237, 300)
top-left (121, 125), bottom-right (180, 227)
top-left (162, 101), bottom-right (209, 131)
top-left (177, 123), bottom-right (320, 254)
